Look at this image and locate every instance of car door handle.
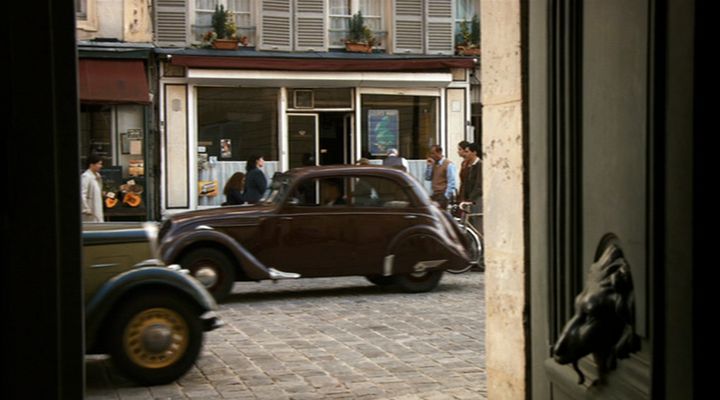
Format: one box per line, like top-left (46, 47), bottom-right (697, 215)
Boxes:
top-left (404, 215), bottom-right (417, 220)
top-left (281, 216), bottom-right (294, 221)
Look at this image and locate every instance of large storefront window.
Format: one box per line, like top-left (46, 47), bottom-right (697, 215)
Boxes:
top-left (197, 87), bottom-right (278, 161)
top-left (80, 104), bottom-right (148, 221)
top-left (361, 94), bottom-right (438, 160)
top-left (196, 87), bottom-right (279, 206)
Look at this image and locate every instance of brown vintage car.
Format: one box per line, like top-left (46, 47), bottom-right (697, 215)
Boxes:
top-left (157, 165), bottom-right (471, 301)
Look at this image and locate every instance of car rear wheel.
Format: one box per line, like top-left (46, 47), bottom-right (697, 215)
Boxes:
top-left (180, 248), bottom-right (235, 302)
top-left (107, 291), bottom-right (203, 385)
top-left (394, 270), bottom-right (444, 293)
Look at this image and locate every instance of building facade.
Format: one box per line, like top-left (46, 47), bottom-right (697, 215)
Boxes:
top-left (156, 0), bottom-right (481, 214)
top-left (76, 0), bottom-right (481, 217)
top-left (76, 0), bottom-right (158, 220)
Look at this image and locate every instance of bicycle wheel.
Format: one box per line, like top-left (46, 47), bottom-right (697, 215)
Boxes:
top-left (447, 227), bottom-right (481, 274)
top-left (469, 228), bottom-right (485, 272)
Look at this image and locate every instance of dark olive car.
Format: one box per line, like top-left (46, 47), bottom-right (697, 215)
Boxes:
top-left (84, 222), bottom-right (222, 385)
top-left (158, 166), bottom-right (472, 301)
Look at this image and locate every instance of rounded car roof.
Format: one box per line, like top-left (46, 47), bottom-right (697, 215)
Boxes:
top-left (281, 165), bottom-right (430, 205)
top-left (287, 165), bottom-right (411, 181)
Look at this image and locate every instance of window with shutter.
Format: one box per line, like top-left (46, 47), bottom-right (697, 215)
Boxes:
top-left (76, 0), bottom-right (87, 19)
top-left (155, 0), bottom-right (189, 47)
top-left (426, 0), bottom-right (454, 55)
top-left (259, 0), bottom-right (293, 51)
top-left (295, 0), bottom-right (327, 51)
top-left (454, 0), bottom-right (478, 48)
top-left (329, 0), bottom-right (351, 47)
top-left (329, 0), bottom-right (385, 49)
top-left (191, 1), bottom-right (255, 45)
top-left (76, 0), bottom-right (98, 32)
top-left (393, 0), bottom-right (424, 54)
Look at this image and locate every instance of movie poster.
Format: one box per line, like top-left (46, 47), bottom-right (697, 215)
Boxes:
top-left (220, 139), bottom-right (232, 159)
top-left (368, 110), bottom-right (399, 156)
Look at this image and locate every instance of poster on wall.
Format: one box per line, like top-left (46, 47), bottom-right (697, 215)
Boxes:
top-left (368, 110), bottom-right (399, 156)
top-left (99, 166), bottom-right (123, 192)
top-left (220, 139), bottom-right (232, 159)
top-left (198, 180), bottom-right (218, 197)
top-left (127, 129), bottom-right (143, 155)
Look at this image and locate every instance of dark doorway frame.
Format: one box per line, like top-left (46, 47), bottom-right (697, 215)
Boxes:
top-left (5, 0), bottom-right (84, 398)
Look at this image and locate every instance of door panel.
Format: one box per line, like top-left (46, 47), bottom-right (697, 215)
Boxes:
top-left (288, 114), bottom-right (318, 168)
top-left (581, 0), bottom-right (649, 338)
top-left (319, 113), bottom-right (347, 165)
top-left (348, 175), bottom-right (418, 274)
top-left (530, 0), bottom-right (653, 398)
top-left (276, 212), bottom-right (356, 276)
top-left (276, 176), bottom-right (355, 276)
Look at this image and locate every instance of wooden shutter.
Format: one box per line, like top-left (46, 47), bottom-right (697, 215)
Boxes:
top-left (425, 0), bottom-right (454, 55)
top-left (393, 0), bottom-right (424, 54)
top-left (294, 0), bottom-right (327, 52)
top-left (259, 0), bottom-right (293, 51)
top-left (154, 0), bottom-right (189, 47)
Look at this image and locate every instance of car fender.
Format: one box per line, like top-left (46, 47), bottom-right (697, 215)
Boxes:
top-left (386, 225), bottom-right (469, 275)
top-left (85, 265), bottom-right (217, 351)
top-left (161, 228), bottom-right (273, 281)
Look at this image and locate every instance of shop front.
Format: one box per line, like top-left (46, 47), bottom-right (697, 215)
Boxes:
top-left (78, 50), bottom-right (156, 221)
top-left (158, 52), bottom-right (475, 214)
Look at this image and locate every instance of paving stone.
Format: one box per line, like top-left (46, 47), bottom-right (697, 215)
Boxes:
top-left (86, 274), bottom-right (486, 400)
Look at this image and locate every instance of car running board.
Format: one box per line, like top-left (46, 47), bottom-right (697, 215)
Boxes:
top-left (268, 267), bottom-right (301, 280)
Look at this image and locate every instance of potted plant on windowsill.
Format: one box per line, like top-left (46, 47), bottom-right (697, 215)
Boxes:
top-left (456, 14), bottom-right (480, 56)
top-left (203, 4), bottom-right (241, 49)
top-left (344, 11), bottom-right (379, 53)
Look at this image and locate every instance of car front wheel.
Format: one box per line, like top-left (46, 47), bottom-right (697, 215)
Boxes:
top-left (108, 291), bottom-right (204, 385)
top-left (180, 248), bottom-right (235, 302)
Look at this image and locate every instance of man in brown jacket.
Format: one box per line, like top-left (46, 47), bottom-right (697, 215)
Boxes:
top-left (424, 145), bottom-right (457, 209)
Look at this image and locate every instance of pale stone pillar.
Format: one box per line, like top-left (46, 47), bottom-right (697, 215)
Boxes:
top-left (481, 0), bottom-right (526, 398)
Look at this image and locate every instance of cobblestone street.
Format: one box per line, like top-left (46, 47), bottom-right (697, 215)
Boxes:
top-left (86, 272), bottom-right (486, 399)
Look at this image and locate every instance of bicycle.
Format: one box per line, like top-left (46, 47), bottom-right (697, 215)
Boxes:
top-left (446, 201), bottom-right (484, 273)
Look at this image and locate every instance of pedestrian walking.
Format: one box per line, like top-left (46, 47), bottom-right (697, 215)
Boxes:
top-left (81, 154), bottom-right (104, 222)
top-left (382, 148), bottom-right (409, 172)
top-left (223, 171), bottom-right (245, 205)
top-left (457, 140), bottom-right (471, 202)
top-left (243, 155), bottom-right (268, 204)
top-left (424, 145), bottom-right (457, 209)
top-left (460, 142), bottom-right (483, 233)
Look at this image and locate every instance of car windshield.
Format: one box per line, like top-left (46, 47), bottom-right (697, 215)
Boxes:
top-left (260, 172), bottom-right (293, 205)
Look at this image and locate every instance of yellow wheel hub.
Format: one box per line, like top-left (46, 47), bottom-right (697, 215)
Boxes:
top-left (123, 307), bottom-right (189, 369)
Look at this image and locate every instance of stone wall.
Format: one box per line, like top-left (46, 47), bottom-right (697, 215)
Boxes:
top-left (76, 0), bottom-right (152, 42)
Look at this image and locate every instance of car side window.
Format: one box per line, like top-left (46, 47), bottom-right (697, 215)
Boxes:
top-left (287, 178), bottom-right (317, 206)
top-left (350, 176), bottom-right (411, 208)
top-left (287, 177), bottom-right (348, 207)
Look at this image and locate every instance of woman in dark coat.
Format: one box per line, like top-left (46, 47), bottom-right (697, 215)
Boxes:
top-left (223, 172), bottom-right (245, 205)
top-left (243, 155), bottom-right (268, 204)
